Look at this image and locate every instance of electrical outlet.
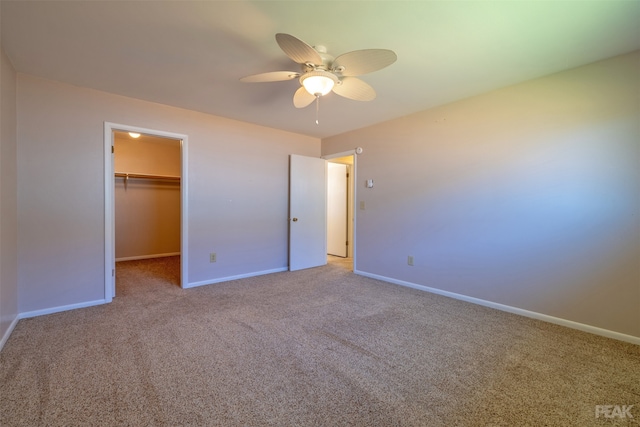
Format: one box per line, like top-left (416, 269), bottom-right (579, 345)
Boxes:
top-left (408, 256), bottom-right (414, 266)
top-left (210, 253), bottom-right (217, 263)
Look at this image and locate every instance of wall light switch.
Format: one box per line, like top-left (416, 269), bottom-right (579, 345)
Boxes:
top-left (366, 179), bottom-right (374, 188)
top-left (210, 253), bottom-right (217, 263)
top-left (360, 201), bottom-right (365, 210)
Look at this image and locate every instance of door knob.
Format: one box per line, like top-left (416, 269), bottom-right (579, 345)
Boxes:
top-left (292, 218), bottom-right (298, 222)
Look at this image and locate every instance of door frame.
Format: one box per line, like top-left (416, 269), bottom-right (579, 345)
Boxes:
top-left (104, 122), bottom-right (189, 301)
top-left (323, 150), bottom-right (357, 270)
top-left (326, 162), bottom-right (349, 257)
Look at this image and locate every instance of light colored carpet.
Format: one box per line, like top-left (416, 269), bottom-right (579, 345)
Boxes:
top-left (1, 256), bottom-right (638, 426)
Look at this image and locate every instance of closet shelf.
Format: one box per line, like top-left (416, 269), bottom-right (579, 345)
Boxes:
top-left (115, 172), bottom-right (180, 181)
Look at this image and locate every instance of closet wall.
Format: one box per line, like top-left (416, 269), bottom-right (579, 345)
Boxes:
top-left (114, 132), bottom-right (181, 260)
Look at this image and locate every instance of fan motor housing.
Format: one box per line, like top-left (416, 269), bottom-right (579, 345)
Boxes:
top-left (304, 46), bottom-right (335, 72)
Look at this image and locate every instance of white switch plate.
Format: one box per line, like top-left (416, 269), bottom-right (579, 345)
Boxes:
top-left (408, 256), bottom-right (414, 266)
top-left (210, 253), bottom-right (217, 263)
top-left (360, 201), bottom-right (365, 210)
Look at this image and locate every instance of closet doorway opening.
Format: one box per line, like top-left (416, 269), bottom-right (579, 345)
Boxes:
top-left (104, 123), bottom-right (188, 301)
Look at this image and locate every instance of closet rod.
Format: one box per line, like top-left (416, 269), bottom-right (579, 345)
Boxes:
top-left (115, 172), bottom-right (180, 181)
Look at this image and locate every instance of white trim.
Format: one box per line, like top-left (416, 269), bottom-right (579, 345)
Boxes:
top-left (352, 154), bottom-right (357, 270)
top-left (116, 252), bottom-right (180, 262)
top-left (184, 267), bottom-right (288, 289)
top-left (18, 299), bottom-right (108, 320)
top-left (354, 269), bottom-right (640, 346)
top-left (104, 124), bottom-right (114, 302)
top-left (104, 122), bottom-right (189, 298)
top-left (180, 137), bottom-right (189, 288)
top-left (323, 150), bottom-right (357, 160)
top-left (0, 315), bottom-right (20, 352)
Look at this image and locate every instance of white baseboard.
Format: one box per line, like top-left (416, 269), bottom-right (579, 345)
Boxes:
top-left (0, 315), bottom-right (20, 352)
top-left (185, 267), bottom-right (288, 289)
top-left (354, 269), bottom-right (640, 346)
top-left (19, 299), bottom-right (108, 320)
top-left (116, 252), bottom-right (180, 262)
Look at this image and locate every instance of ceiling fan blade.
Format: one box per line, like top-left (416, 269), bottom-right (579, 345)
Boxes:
top-left (332, 77), bottom-right (376, 101)
top-left (240, 71), bottom-right (299, 83)
top-left (293, 87), bottom-right (316, 108)
top-left (333, 49), bottom-right (397, 76)
top-left (276, 33), bottom-right (323, 65)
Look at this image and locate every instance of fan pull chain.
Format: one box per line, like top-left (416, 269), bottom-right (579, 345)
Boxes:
top-left (315, 95), bottom-right (320, 125)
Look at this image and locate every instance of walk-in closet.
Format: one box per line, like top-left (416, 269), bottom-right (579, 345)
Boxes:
top-left (114, 131), bottom-right (181, 294)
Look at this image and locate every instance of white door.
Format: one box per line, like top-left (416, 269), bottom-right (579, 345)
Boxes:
top-left (327, 163), bottom-right (348, 257)
top-left (289, 154), bottom-right (327, 271)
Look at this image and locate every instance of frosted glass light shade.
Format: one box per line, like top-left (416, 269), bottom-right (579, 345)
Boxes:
top-left (300, 71), bottom-right (338, 96)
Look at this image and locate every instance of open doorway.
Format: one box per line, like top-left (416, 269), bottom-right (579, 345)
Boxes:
top-left (325, 152), bottom-right (356, 271)
top-left (288, 152), bottom-right (356, 272)
top-left (104, 123), bottom-right (188, 302)
top-left (113, 131), bottom-right (181, 295)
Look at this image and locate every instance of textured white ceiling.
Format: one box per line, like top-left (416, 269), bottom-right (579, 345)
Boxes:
top-left (2, 1), bottom-right (639, 138)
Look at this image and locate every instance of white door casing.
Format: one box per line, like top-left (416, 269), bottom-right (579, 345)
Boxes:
top-left (104, 122), bottom-right (188, 300)
top-left (323, 150), bottom-right (357, 265)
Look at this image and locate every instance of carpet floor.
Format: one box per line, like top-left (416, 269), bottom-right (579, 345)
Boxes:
top-left (1, 256), bottom-right (638, 426)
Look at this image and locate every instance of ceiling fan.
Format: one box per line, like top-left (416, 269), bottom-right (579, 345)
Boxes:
top-left (240, 33), bottom-right (397, 109)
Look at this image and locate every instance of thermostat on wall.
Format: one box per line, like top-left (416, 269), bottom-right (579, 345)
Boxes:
top-left (355, 147), bottom-right (363, 155)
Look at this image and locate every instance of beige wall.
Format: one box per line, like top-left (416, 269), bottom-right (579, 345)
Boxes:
top-left (114, 133), bottom-right (181, 176)
top-left (0, 43), bottom-right (19, 344)
top-left (9, 46), bottom-right (638, 341)
top-left (323, 51), bottom-right (640, 339)
top-left (17, 74), bottom-right (319, 314)
top-left (114, 133), bottom-right (181, 259)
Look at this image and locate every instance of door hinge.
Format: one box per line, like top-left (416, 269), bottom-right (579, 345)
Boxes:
top-left (346, 173), bottom-right (349, 178)
top-left (111, 146), bottom-right (114, 154)
top-left (112, 268), bottom-right (115, 277)
top-left (346, 241), bottom-right (349, 246)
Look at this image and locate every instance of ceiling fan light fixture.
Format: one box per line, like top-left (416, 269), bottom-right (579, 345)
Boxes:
top-left (300, 70), bottom-right (338, 96)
